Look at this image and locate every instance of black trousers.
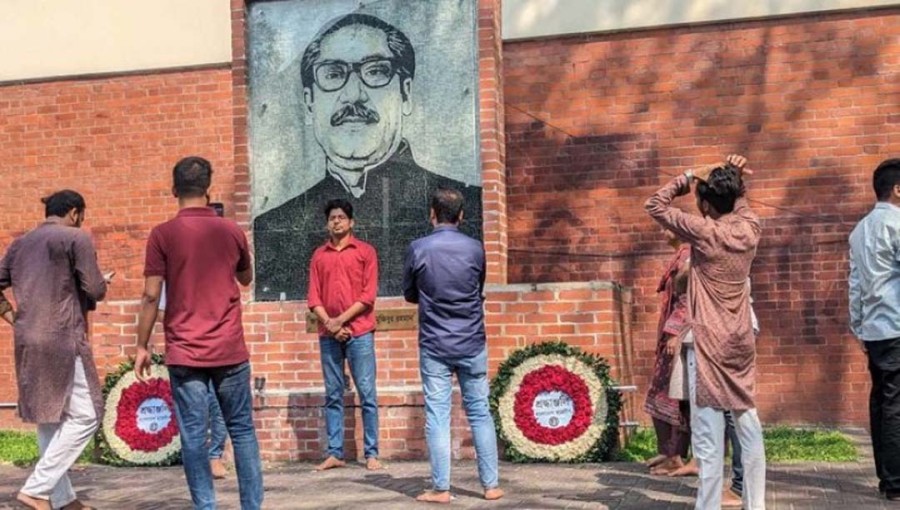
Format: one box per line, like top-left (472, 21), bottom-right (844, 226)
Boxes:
top-left (867, 338), bottom-right (900, 493)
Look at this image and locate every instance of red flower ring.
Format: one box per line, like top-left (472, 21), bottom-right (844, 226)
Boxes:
top-left (513, 365), bottom-right (593, 445)
top-left (114, 378), bottom-right (179, 452)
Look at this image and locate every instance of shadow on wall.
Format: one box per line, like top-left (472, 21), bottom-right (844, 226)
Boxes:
top-left (503, 8), bottom-right (894, 423)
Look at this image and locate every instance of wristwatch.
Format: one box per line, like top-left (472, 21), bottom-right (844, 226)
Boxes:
top-left (683, 170), bottom-right (694, 183)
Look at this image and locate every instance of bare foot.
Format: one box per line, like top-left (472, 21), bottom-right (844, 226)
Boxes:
top-left (366, 457), bottom-right (385, 470)
top-left (314, 456), bottom-right (346, 471)
top-left (668, 458), bottom-right (698, 477)
top-left (644, 454), bottom-right (668, 468)
top-left (416, 490), bottom-right (452, 504)
top-left (210, 458), bottom-right (228, 479)
top-left (650, 456), bottom-right (684, 476)
top-left (721, 487), bottom-right (742, 508)
top-left (484, 488), bottom-right (504, 500)
top-left (61, 500), bottom-right (95, 510)
top-left (16, 493), bottom-right (51, 510)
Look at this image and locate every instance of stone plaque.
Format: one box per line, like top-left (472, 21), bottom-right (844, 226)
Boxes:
top-left (306, 308), bottom-right (418, 333)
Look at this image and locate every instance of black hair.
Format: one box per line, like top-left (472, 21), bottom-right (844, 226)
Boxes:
top-left (431, 187), bottom-right (464, 224)
top-left (42, 190), bottom-right (85, 218)
top-left (696, 164), bottom-right (743, 215)
top-left (173, 156), bottom-right (212, 198)
top-left (873, 158), bottom-right (900, 201)
top-left (300, 13), bottom-right (415, 101)
top-left (324, 198), bottom-right (353, 220)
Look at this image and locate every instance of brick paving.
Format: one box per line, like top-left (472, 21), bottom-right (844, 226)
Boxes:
top-left (0, 430), bottom-right (893, 509)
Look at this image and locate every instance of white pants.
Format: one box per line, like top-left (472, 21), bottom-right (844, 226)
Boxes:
top-left (21, 358), bottom-right (99, 508)
top-left (687, 346), bottom-right (766, 510)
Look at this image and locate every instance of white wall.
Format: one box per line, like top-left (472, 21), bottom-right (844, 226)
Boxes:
top-left (0, 0), bottom-right (231, 82)
top-left (503, 0), bottom-right (900, 40)
top-left (2, 1), bottom-right (897, 81)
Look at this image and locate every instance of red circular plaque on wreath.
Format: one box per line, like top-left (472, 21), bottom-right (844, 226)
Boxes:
top-left (495, 351), bottom-right (612, 461)
top-left (100, 364), bottom-right (181, 466)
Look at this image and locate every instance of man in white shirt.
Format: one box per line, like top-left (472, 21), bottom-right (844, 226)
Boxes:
top-left (849, 158), bottom-right (900, 501)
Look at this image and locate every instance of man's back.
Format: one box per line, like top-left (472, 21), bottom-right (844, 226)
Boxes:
top-left (2, 221), bottom-right (106, 343)
top-left (849, 202), bottom-right (900, 341)
top-left (144, 207), bottom-right (250, 367)
top-left (403, 226), bottom-right (485, 359)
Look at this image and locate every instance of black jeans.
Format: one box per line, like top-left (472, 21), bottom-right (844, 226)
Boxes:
top-left (867, 338), bottom-right (900, 494)
top-left (725, 410), bottom-right (743, 494)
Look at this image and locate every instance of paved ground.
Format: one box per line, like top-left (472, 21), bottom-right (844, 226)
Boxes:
top-left (0, 431), bottom-right (894, 509)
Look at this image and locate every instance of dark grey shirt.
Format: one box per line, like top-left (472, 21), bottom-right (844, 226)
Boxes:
top-left (402, 225), bottom-right (486, 359)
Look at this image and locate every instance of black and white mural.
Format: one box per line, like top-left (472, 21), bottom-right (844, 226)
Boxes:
top-left (249, 0), bottom-right (482, 300)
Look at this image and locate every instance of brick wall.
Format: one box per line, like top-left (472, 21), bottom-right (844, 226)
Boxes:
top-left (504, 7), bottom-right (900, 426)
top-left (0, 3), bottom-right (894, 454)
top-left (250, 283), bottom-right (633, 462)
top-left (0, 67), bottom-right (236, 429)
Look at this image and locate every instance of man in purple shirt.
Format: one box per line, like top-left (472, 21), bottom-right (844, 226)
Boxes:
top-left (402, 188), bottom-right (503, 503)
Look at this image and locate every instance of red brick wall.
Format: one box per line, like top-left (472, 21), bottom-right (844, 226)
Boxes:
top-left (1, 3), bottom-right (894, 454)
top-left (0, 67), bottom-right (236, 429)
top-left (504, 8), bottom-right (900, 426)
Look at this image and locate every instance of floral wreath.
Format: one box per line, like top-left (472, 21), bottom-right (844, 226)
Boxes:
top-left (96, 354), bottom-right (181, 467)
top-left (489, 342), bottom-right (622, 462)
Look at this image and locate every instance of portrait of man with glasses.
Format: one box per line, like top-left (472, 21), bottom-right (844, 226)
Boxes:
top-left (252, 8), bottom-right (483, 300)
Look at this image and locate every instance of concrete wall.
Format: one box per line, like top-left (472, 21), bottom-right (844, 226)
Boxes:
top-left (0, 0), bottom-right (231, 81)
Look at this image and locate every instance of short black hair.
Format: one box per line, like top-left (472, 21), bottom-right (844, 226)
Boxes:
top-left (324, 198), bottom-right (353, 220)
top-left (173, 156), bottom-right (212, 198)
top-left (42, 190), bottom-right (85, 218)
top-left (300, 13), bottom-right (415, 101)
top-left (873, 158), bottom-right (900, 201)
top-left (696, 164), bottom-right (743, 215)
top-left (431, 187), bottom-right (464, 224)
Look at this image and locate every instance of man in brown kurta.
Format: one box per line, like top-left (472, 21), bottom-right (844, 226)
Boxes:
top-left (645, 156), bottom-right (766, 510)
top-left (0, 190), bottom-right (108, 510)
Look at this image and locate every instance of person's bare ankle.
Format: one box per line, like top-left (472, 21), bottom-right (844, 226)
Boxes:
top-left (484, 487), bottom-right (504, 500)
top-left (721, 487), bottom-right (742, 507)
top-left (314, 455), bottom-right (346, 471)
top-left (366, 457), bottom-right (384, 470)
top-left (16, 492), bottom-right (51, 510)
top-left (416, 490), bottom-right (452, 503)
top-left (210, 458), bottom-right (228, 479)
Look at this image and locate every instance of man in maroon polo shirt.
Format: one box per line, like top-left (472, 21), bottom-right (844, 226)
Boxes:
top-left (134, 156), bottom-right (263, 510)
top-left (308, 198), bottom-right (382, 472)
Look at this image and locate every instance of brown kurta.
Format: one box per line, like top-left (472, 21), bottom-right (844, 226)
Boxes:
top-left (0, 218), bottom-right (107, 423)
top-left (645, 174), bottom-right (760, 410)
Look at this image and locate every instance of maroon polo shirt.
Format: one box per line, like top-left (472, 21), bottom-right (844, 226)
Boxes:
top-left (307, 236), bottom-right (378, 337)
top-left (144, 207), bottom-right (251, 367)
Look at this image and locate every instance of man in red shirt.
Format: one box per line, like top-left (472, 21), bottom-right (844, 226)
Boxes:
top-left (308, 199), bottom-right (382, 471)
top-left (134, 157), bottom-right (263, 509)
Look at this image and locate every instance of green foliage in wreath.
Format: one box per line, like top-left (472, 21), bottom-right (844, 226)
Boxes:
top-left (95, 354), bottom-right (182, 467)
top-left (489, 341), bottom-right (623, 463)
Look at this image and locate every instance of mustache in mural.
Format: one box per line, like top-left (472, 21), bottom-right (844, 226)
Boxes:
top-left (331, 102), bottom-right (381, 126)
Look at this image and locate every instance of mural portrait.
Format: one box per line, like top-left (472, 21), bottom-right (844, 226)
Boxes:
top-left (249, 0), bottom-right (482, 300)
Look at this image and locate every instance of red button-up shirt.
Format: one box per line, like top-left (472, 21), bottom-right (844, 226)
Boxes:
top-left (307, 236), bottom-right (378, 337)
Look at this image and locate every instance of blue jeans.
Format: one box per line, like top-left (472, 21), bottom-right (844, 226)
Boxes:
top-left (169, 361), bottom-right (263, 510)
top-left (419, 348), bottom-right (499, 491)
top-left (207, 381), bottom-right (227, 460)
top-left (319, 332), bottom-right (379, 459)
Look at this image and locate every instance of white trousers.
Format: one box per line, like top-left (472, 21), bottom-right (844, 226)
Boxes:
top-left (21, 358), bottom-right (99, 508)
top-left (687, 346), bottom-right (766, 510)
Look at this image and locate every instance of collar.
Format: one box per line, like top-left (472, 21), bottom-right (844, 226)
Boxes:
top-left (324, 235), bottom-right (358, 251)
top-left (433, 224), bottom-right (459, 233)
top-left (326, 139), bottom-right (413, 197)
top-left (42, 216), bottom-right (67, 226)
top-left (875, 202), bottom-right (900, 213)
top-left (177, 207), bottom-right (217, 217)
